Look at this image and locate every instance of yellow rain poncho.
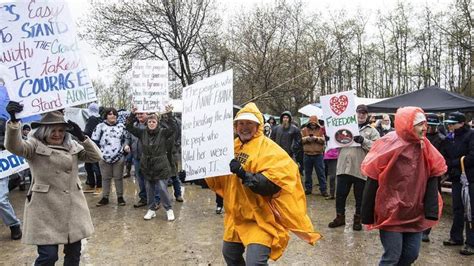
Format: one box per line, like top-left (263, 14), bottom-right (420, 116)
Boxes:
top-left (206, 103), bottom-right (320, 260)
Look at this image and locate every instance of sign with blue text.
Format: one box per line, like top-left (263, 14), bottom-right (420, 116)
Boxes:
top-left (0, 1), bottom-right (96, 118)
top-left (0, 150), bottom-right (29, 179)
top-left (182, 70), bottom-right (234, 181)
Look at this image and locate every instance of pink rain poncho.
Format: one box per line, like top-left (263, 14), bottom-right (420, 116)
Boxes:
top-left (361, 107), bottom-right (447, 232)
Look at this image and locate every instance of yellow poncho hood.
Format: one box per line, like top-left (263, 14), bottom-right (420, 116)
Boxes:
top-left (206, 102), bottom-right (320, 260)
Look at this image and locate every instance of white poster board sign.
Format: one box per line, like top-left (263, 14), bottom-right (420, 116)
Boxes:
top-left (0, 1), bottom-right (96, 118)
top-left (321, 90), bottom-right (359, 149)
top-left (0, 150), bottom-right (29, 179)
top-left (182, 70), bottom-right (234, 181)
top-left (131, 60), bottom-right (169, 113)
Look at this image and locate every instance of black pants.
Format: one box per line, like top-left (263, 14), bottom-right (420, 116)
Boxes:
top-left (335, 174), bottom-right (366, 215)
top-left (216, 194), bottom-right (223, 208)
top-left (35, 240), bottom-right (81, 266)
top-left (85, 162), bottom-right (102, 188)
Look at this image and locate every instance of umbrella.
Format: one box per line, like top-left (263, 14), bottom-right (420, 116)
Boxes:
top-left (298, 103), bottom-right (323, 117)
top-left (461, 156), bottom-right (472, 226)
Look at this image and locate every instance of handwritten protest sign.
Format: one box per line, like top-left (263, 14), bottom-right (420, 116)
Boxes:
top-left (131, 60), bottom-right (169, 113)
top-left (182, 70), bottom-right (234, 181)
top-left (0, 150), bottom-right (29, 179)
top-left (321, 90), bottom-right (359, 149)
top-left (0, 1), bottom-right (96, 118)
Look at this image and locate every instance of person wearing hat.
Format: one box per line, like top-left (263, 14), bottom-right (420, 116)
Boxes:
top-left (360, 107), bottom-right (446, 265)
top-left (328, 104), bottom-right (380, 231)
top-left (376, 114), bottom-right (394, 137)
top-left (83, 102), bottom-right (103, 193)
top-left (441, 111), bottom-right (474, 255)
top-left (420, 113), bottom-right (447, 242)
top-left (4, 101), bottom-right (102, 265)
top-left (206, 102), bottom-right (320, 264)
top-left (301, 115), bottom-right (328, 196)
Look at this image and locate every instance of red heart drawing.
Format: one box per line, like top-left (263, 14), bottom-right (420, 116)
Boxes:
top-left (330, 95), bottom-right (349, 115)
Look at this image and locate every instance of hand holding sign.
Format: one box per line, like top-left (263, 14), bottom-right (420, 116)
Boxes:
top-left (6, 101), bottom-right (23, 122)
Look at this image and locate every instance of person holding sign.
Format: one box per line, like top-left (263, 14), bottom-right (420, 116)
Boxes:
top-left (206, 103), bottom-right (320, 264)
top-left (328, 104), bottom-right (380, 231)
top-left (126, 106), bottom-right (177, 221)
top-left (360, 107), bottom-right (446, 265)
top-left (4, 102), bottom-right (102, 265)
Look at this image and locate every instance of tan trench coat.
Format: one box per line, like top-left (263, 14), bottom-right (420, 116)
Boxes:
top-left (5, 122), bottom-right (102, 245)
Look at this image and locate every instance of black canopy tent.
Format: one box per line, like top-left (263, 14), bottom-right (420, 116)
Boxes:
top-left (367, 86), bottom-right (474, 113)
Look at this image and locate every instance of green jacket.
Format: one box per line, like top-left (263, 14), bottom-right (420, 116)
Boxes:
top-left (126, 116), bottom-right (176, 181)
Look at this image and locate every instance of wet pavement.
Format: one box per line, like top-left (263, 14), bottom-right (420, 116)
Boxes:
top-left (1, 174), bottom-right (473, 265)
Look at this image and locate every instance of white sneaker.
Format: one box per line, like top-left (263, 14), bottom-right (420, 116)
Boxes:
top-left (144, 210), bottom-right (156, 220)
top-left (166, 209), bottom-right (175, 221)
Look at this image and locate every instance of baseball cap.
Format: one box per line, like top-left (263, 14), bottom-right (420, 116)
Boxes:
top-left (356, 104), bottom-right (368, 113)
top-left (425, 113), bottom-right (440, 126)
top-left (444, 111), bottom-right (466, 124)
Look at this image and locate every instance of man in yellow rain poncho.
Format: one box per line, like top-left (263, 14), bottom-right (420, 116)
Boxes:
top-left (206, 102), bottom-right (320, 265)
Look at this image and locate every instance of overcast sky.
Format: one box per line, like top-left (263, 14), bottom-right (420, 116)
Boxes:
top-left (1, 0), bottom-right (456, 84)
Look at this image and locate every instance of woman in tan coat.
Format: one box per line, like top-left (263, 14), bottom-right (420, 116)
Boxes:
top-left (5, 102), bottom-right (102, 265)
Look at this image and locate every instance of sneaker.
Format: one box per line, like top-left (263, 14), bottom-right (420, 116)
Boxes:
top-left (321, 191), bottom-right (329, 198)
top-left (216, 207), bottom-right (223, 214)
top-left (143, 210), bottom-right (156, 220)
top-left (96, 197), bottom-right (109, 207)
top-left (117, 197), bottom-right (126, 206)
top-left (460, 245), bottom-right (474, 255)
top-left (443, 239), bottom-right (463, 246)
top-left (134, 198), bottom-right (147, 208)
top-left (83, 185), bottom-right (96, 193)
top-left (166, 209), bottom-right (175, 221)
top-left (325, 195), bottom-right (335, 200)
top-left (175, 196), bottom-right (184, 202)
top-left (10, 225), bottom-right (22, 240)
top-left (305, 190), bottom-right (312, 195)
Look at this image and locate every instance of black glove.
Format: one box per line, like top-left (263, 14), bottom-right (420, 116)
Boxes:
top-left (229, 159), bottom-right (246, 179)
top-left (67, 120), bottom-right (86, 141)
top-left (6, 101), bottom-right (23, 122)
top-left (325, 135), bottom-right (330, 141)
top-left (353, 135), bottom-right (364, 144)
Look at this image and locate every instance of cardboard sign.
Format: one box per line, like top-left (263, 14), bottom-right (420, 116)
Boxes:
top-left (0, 1), bottom-right (96, 118)
top-left (321, 90), bottom-right (359, 149)
top-left (181, 70), bottom-right (234, 181)
top-left (0, 150), bottom-right (29, 179)
top-left (131, 60), bottom-right (169, 113)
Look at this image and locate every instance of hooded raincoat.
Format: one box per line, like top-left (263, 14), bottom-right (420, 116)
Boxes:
top-left (206, 103), bottom-right (320, 260)
top-left (361, 107), bottom-right (447, 232)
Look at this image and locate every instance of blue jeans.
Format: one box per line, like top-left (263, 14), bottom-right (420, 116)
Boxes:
top-left (222, 241), bottom-right (270, 265)
top-left (450, 181), bottom-right (474, 246)
top-left (35, 240), bottom-right (81, 266)
top-left (304, 154), bottom-right (327, 193)
top-left (133, 158), bottom-right (161, 202)
top-left (379, 230), bottom-right (422, 266)
top-left (0, 177), bottom-right (20, 227)
top-left (145, 179), bottom-right (171, 211)
top-left (170, 176), bottom-right (182, 197)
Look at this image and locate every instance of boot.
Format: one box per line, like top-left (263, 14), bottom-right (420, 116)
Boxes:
top-left (353, 214), bottom-right (362, 231)
top-left (328, 214), bottom-right (345, 228)
top-left (10, 225), bottom-right (22, 240)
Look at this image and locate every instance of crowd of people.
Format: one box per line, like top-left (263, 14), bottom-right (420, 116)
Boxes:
top-left (0, 100), bottom-right (473, 265)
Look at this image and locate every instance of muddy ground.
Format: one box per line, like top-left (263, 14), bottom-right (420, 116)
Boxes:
top-left (1, 173), bottom-right (473, 265)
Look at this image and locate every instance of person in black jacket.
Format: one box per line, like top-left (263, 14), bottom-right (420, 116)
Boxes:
top-left (83, 103), bottom-right (103, 193)
top-left (271, 111), bottom-right (303, 175)
top-left (441, 112), bottom-right (474, 256)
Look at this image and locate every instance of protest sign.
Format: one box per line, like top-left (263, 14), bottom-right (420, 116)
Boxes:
top-left (131, 60), bottom-right (169, 113)
top-left (0, 1), bottom-right (96, 118)
top-left (0, 150), bottom-right (29, 179)
top-left (181, 70), bottom-right (234, 181)
top-left (321, 90), bottom-right (359, 149)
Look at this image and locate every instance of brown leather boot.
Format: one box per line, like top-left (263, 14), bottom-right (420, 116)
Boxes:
top-left (353, 214), bottom-right (362, 231)
top-left (328, 214), bottom-right (346, 228)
